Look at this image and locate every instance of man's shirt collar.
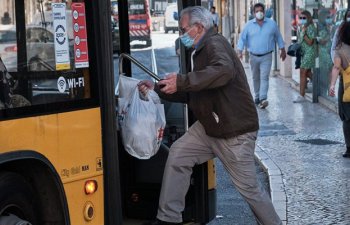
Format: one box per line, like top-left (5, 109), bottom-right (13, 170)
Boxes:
top-left (253, 17), bottom-right (267, 23)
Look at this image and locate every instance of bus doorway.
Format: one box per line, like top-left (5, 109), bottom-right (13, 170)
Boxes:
top-left (113, 0), bottom-right (216, 224)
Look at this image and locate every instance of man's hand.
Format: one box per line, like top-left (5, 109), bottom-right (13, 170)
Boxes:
top-left (137, 80), bottom-right (154, 96)
top-left (280, 48), bottom-right (286, 61)
top-left (158, 73), bottom-right (177, 94)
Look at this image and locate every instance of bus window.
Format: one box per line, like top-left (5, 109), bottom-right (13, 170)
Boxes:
top-left (129, 0), bottom-right (146, 15)
top-left (0, 0), bottom-right (92, 113)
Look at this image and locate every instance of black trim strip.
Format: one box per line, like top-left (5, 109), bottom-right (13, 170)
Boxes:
top-left (0, 98), bottom-right (98, 121)
top-left (89, 0), bottom-right (123, 224)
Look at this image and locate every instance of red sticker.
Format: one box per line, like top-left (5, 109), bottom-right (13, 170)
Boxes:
top-left (72, 3), bottom-right (89, 68)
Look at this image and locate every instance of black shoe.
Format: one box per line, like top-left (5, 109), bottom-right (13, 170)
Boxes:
top-left (142, 219), bottom-right (183, 225)
top-left (254, 98), bottom-right (260, 105)
top-left (343, 150), bottom-right (350, 158)
top-left (258, 99), bottom-right (269, 109)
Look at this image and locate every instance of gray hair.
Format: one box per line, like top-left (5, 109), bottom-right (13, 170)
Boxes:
top-left (180, 6), bottom-right (213, 30)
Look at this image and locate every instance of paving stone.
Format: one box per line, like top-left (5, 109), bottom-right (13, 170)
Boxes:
top-left (251, 75), bottom-right (350, 225)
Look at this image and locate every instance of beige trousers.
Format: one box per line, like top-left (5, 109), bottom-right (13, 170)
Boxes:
top-left (157, 121), bottom-right (282, 225)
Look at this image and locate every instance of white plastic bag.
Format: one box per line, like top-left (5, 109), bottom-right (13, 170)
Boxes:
top-left (118, 75), bottom-right (166, 159)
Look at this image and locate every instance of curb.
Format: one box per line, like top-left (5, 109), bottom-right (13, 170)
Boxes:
top-left (255, 145), bottom-right (287, 225)
top-left (279, 76), bottom-right (338, 113)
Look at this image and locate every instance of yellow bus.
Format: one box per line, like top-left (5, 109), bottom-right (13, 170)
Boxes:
top-left (0, 0), bottom-right (216, 224)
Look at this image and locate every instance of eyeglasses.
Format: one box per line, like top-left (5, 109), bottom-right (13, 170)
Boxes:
top-left (179, 25), bottom-right (192, 34)
top-left (299, 16), bottom-right (306, 19)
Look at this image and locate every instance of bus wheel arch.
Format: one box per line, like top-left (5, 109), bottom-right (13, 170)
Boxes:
top-left (0, 172), bottom-right (37, 225)
top-left (0, 151), bottom-right (70, 225)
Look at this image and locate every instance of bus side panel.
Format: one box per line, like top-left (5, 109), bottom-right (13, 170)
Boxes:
top-left (64, 175), bottom-right (104, 224)
top-left (0, 108), bottom-right (104, 225)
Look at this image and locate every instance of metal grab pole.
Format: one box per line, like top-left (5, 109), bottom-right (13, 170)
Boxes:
top-left (118, 53), bottom-right (161, 81)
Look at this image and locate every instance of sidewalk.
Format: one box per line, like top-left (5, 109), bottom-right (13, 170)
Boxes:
top-left (243, 63), bottom-right (350, 225)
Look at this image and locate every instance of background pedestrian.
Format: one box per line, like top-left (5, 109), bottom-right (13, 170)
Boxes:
top-left (210, 6), bottom-right (219, 30)
top-left (329, 17), bottom-right (350, 158)
top-left (1, 12), bottom-right (11, 25)
top-left (331, 10), bottom-right (350, 61)
top-left (293, 10), bottom-right (316, 103)
top-left (237, 2), bottom-right (286, 109)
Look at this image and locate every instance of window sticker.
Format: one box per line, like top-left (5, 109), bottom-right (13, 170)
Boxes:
top-left (71, 2), bottom-right (89, 68)
top-left (52, 3), bottom-right (71, 70)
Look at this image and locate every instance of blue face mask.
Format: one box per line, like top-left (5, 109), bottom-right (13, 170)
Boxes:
top-left (299, 19), bottom-right (307, 25)
top-left (180, 32), bottom-right (195, 48)
top-left (347, 18), bottom-right (350, 22)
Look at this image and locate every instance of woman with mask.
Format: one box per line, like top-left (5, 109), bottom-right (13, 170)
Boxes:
top-left (293, 10), bottom-right (316, 103)
top-left (329, 13), bottom-right (350, 158)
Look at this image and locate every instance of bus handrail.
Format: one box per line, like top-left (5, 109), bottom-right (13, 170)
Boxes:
top-left (119, 53), bottom-right (161, 81)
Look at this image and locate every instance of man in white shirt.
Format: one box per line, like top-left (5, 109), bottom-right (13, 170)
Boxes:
top-left (210, 6), bottom-right (219, 29)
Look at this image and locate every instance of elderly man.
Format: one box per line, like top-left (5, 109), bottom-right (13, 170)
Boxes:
top-left (237, 3), bottom-right (286, 109)
top-left (139, 6), bottom-right (282, 225)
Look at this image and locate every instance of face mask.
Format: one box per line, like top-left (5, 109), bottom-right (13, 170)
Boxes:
top-left (255, 11), bottom-right (264, 20)
top-left (326, 18), bottom-right (333, 24)
top-left (347, 18), bottom-right (350, 22)
top-left (180, 28), bottom-right (197, 48)
top-left (299, 19), bottom-right (307, 25)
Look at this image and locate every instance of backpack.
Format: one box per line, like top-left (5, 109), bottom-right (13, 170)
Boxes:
top-left (340, 49), bottom-right (350, 102)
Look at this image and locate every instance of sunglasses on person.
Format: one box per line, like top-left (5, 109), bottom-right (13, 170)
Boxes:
top-left (299, 16), bottom-right (307, 19)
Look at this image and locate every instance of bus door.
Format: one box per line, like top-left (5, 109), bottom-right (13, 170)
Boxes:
top-left (113, 0), bottom-right (216, 224)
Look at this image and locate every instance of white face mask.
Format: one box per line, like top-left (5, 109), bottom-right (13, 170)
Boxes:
top-left (255, 11), bottom-right (264, 20)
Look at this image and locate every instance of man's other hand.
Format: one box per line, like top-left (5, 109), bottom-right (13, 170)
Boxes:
top-left (158, 73), bottom-right (177, 94)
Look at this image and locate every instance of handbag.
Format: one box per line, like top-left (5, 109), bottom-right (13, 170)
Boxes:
top-left (287, 42), bottom-right (301, 57)
top-left (340, 49), bottom-right (350, 102)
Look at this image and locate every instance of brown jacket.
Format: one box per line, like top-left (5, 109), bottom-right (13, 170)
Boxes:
top-left (158, 28), bottom-right (259, 138)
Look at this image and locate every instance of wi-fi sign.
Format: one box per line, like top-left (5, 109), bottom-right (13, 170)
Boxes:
top-left (57, 76), bottom-right (67, 93)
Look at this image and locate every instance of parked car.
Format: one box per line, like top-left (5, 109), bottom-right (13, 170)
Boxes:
top-left (164, 3), bottom-right (178, 33)
top-left (0, 25), bottom-right (17, 71)
top-left (0, 25), bottom-right (75, 71)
